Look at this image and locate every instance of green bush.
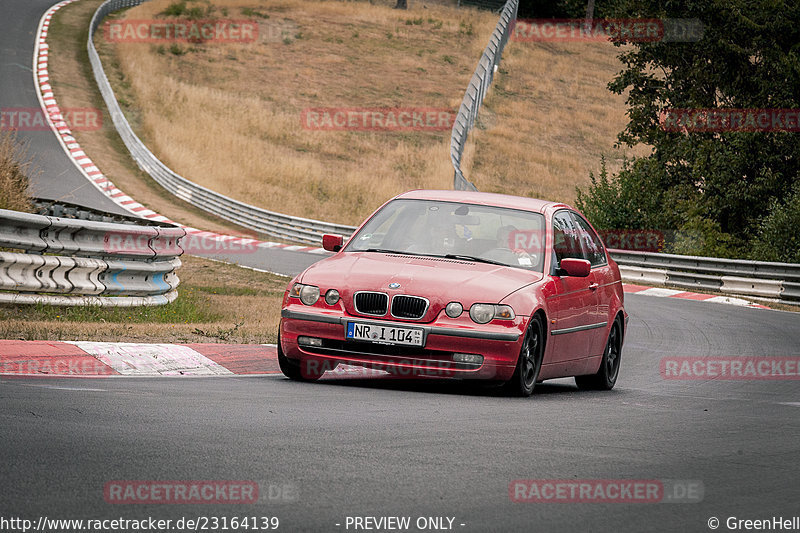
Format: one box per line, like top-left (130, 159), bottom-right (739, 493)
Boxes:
top-left (750, 182), bottom-right (800, 263)
top-left (575, 156), bottom-right (684, 232)
top-left (669, 215), bottom-right (744, 259)
top-left (160, 1), bottom-right (186, 17)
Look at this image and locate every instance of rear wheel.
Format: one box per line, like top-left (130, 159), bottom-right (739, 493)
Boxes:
top-left (277, 334), bottom-right (323, 381)
top-left (503, 314), bottom-right (544, 397)
top-left (575, 318), bottom-right (622, 391)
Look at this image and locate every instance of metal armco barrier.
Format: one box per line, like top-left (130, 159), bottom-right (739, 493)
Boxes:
top-left (450, 0), bottom-right (519, 191)
top-left (33, 197), bottom-right (150, 225)
top-left (88, 0), bottom-right (356, 245)
top-left (611, 249), bottom-right (800, 303)
top-left (0, 208), bottom-right (185, 306)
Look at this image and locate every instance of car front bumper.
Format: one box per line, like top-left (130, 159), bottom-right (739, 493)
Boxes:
top-left (280, 307), bottom-right (524, 380)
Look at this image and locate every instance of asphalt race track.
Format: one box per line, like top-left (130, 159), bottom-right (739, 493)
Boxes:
top-left (2, 1), bottom-right (800, 532)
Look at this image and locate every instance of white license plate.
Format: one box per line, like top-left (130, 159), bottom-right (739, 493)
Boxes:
top-left (346, 322), bottom-right (424, 347)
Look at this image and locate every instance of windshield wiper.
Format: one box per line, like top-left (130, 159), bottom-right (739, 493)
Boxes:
top-left (360, 249), bottom-right (506, 265)
top-left (361, 248), bottom-right (425, 256)
top-left (441, 254), bottom-right (508, 266)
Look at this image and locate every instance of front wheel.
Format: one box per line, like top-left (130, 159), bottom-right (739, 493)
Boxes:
top-left (503, 314), bottom-right (545, 397)
top-left (575, 318), bottom-right (622, 391)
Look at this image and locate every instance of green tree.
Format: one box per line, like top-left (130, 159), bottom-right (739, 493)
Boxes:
top-left (750, 183), bottom-right (800, 263)
top-left (578, 0), bottom-right (800, 259)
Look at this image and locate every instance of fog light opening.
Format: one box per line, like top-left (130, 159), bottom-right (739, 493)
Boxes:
top-left (297, 336), bottom-right (323, 347)
top-left (453, 353), bottom-right (484, 365)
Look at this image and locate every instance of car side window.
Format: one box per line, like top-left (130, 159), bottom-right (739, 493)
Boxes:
top-left (570, 212), bottom-right (607, 267)
top-left (552, 211), bottom-right (585, 266)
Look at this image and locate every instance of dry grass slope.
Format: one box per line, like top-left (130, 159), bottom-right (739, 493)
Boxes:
top-left (0, 132), bottom-right (34, 212)
top-left (100, 0), bottom-right (500, 224)
top-left (102, 0), bottom-right (644, 224)
top-left (465, 39), bottom-right (648, 201)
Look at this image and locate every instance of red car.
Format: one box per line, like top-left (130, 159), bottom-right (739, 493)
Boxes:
top-left (279, 190), bottom-right (627, 396)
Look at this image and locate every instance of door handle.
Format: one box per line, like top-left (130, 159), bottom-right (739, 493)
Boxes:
top-left (589, 283), bottom-right (599, 290)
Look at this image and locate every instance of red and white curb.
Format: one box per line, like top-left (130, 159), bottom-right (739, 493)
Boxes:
top-left (623, 284), bottom-right (770, 309)
top-left (33, 0), bottom-right (327, 257)
top-left (0, 340), bottom-right (281, 376)
top-left (0, 340), bottom-right (387, 378)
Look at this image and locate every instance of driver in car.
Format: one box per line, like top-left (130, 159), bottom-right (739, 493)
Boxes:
top-left (496, 225), bottom-right (535, 266)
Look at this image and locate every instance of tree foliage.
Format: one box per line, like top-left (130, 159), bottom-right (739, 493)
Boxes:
top-left (750, 183), bottom-right (800, 263)
top-left (576, 0), bottom-right (800, 261)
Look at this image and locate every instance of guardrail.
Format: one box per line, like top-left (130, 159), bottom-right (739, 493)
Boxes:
top-left (610, 249), bottom-right (800, 303)
top-left (88, 0), bottom-right (357, 245)
top-left (450, 0), bottom-right (519, 191)
top-left (0, 208), bottom-right (185, 306)
top-left (33, 197), bottom-right (152, 225)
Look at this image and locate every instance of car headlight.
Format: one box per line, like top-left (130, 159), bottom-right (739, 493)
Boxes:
top-left (469, 304), bottom-right (495, 324)
top-left (469, 304), bottom-right (515, 324)
top-left (290, 283), bottom-right (320, 306)
top-left (325, 289), bottom-right (340, 305)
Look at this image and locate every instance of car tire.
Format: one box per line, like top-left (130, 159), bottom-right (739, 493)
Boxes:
top-left (503, 314), bottom-right (545, 397)
top-left (277, 334), bottom-right (323, 381)
top-left (575, 318), bottom-right (622, 391)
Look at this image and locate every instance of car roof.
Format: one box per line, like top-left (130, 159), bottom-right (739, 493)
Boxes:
top-left (395, 189), bottom-right (571, 214)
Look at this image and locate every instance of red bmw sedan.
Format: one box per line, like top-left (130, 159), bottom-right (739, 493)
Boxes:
top-left (279, 190), bottom-right (628, 396)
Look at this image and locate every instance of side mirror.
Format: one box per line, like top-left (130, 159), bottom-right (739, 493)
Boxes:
top-left (557, 258), bottom-right (591, 277)
top-left (322, 234), bottom-right (344, 252)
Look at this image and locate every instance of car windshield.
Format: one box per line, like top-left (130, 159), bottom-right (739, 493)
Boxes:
top-left (345, 199), bottom-right (546, 272)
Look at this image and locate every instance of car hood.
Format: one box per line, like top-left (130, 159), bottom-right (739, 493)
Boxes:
top-left (300, 252), bottom-right (542, 321)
